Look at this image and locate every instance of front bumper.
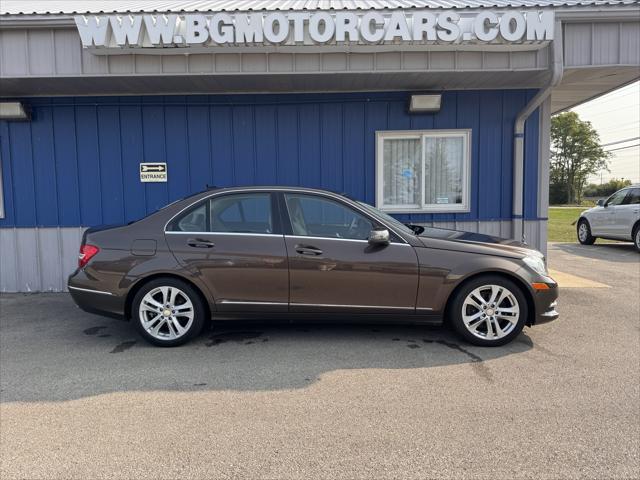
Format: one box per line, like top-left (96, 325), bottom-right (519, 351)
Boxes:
top-left (531, 281), bottom-right (559, 325)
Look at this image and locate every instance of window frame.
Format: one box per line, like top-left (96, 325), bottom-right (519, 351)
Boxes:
top-left (166, 191), bottom-right (280, 235)
top-left (282, 192), bottom-right (375, 241)
top-left (375, 129), bottom-right (472, 214)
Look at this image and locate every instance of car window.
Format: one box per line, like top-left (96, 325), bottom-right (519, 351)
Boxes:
top-left (210, 193), bottom-right (273, 234)
top-left (169, 193), bottom-right (273, 233)
top-left (285, 194), bottom-right (373, 240)
top-left (626, 188), bottom-right (640, 205)
top-left (174, 202), bottom-right (207, 232)
top-left (606, 189), bottom-right (628, 206)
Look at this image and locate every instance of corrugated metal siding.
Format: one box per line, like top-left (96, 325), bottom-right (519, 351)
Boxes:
top-left (564, 21), bottom-right (640, 66)
top-left (2, 0), bottom-right (637, 15)
top-left (0, 90), bottom-right (541, 230)
top-left (0, 221), bottom-right (547, 292)
top-left (0, 27), bottom-right (551, 78)
top-left (0, 227), bottom-right (84, 292)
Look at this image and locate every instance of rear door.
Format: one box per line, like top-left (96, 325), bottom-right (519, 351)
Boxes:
top-left (165, 192), bottom-right (288, 312)
top-left (281, 192), bottom-right (419, 313)
top-left (600, 189), bottom-right (630, 237)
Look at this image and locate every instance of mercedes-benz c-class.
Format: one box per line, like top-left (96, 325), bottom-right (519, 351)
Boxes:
top-left (68, 187), bottom-right (558, 347)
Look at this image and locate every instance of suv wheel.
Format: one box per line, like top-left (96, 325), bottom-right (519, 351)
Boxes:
top-left (449, 276), bottom-right (528, 347)
top-left (634, 224), bottom-right (640, 253)
top-left (577, 219), bottom-right (596, 245)
top-left (132, 278), bottom-right (206, 347)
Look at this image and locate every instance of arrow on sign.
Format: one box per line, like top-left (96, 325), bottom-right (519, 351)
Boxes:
top-left (141, 165), bottom-right (165, 172)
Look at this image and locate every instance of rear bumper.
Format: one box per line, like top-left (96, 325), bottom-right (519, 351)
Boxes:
top-left (68, 270), bottom-right (126, 320)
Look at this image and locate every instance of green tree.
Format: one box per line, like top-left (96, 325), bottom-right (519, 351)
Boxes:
top-left (583, 178), bottom-right (632, 198)
top-left (550, 112), bottom-right (610, 204)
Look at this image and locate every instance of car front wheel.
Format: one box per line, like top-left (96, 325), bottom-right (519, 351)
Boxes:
top-left (449, 276), bottom-right (528, 347)
top-left (132, 278), bottom-right (206, 347)
top-left (577, 219), bottom-right (596, 245)
top-left (634, 225), bottom-right (640, 253)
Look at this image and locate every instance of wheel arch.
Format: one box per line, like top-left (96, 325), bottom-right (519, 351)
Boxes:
top-left (443, 271), bottom-right (536, 327)
top-left (124, 273), bottom-right (213, 322)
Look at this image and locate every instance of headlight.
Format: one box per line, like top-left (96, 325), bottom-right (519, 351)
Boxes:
top-left (523, 255), bottom-right (548, 277)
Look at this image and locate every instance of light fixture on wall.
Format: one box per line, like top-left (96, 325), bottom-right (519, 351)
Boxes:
top-left (409, 94), bottom-right (442, 113)
top-left (0, 102), bottom-right (30, 121)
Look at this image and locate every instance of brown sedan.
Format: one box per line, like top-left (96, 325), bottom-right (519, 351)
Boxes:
top-left (68, 186), bottom-right (558, 347)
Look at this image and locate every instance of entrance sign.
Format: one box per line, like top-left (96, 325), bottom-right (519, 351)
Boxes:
top-left (75, 10), bottom-right (554, 50)
top-left (140, 163), bottom-right (167, 182)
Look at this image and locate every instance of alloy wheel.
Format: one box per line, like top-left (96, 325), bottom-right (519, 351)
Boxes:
top-left (138, 286), bottom-right (194, 341)
top-left (578, 223), bottom-right (589, 242)
top-left (461, 284), bottom-right (520, 340)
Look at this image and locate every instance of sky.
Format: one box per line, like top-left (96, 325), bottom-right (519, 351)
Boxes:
top-left (571, 81), bottom-right (640, 185)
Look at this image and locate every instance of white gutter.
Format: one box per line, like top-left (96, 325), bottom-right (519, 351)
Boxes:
top-left (512, 20), bottom-right (564, 243)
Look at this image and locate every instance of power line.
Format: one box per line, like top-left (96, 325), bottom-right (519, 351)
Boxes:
top-left (605, 144), bottom-right (640, 152)
top-left (601, 137), bottom-right (640, 147)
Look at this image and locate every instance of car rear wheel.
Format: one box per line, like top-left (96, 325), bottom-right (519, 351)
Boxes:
top-left (577, 219), bottom-right (596, 245)
top-left (449, 276), bottom-right (528, 347)
top-left (132, 278), bottom-right (206, 347)
top-left (633, 224), bottom-right (640, 253)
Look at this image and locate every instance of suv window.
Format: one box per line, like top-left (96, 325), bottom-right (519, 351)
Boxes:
top-left (606, 189), bottom-right (628, 207)
top-left (285, 194), bottom-right (373, 240)
top-left (627, 188), bottom-right (640, 205)
top-left (170, 193), bottom-right (273, 234)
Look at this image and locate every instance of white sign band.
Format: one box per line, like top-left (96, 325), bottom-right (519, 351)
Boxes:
top-left (75, 10), bottom-right (554, 49)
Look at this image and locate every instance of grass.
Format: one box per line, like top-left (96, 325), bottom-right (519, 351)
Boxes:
top-left (548, 207), bottom-right (585, 242)
top-left (547, 206), bottom-right (624, 243)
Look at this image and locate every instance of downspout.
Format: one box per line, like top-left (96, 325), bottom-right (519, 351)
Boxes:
top-left (512, 20), bottom-right (564, 243)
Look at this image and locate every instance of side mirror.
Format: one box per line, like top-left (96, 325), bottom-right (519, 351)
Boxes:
top-left (368, 228), bottom-right (390, 245)
top-left (597, 199), bottom-right (605, 207)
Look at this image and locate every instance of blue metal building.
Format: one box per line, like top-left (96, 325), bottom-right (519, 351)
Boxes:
top-left (0, 1), bottom-right (638, 291)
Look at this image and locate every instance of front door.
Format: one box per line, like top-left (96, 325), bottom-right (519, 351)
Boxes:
top-left (612, 188), bottom-right (640, 239)
top-left (165, 192), bottom-right (288, 312)
top-left (281, 192), bottom-right (419, 313)
top-left (600, 189), bottom-right (629, 236)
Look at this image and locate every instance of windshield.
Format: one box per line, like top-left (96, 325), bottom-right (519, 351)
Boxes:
top-left (356, 201), bottom-right (415, 236)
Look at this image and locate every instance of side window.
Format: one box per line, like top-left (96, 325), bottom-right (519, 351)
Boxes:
top-left (285, 194), bottom-right (373, 240)
top-left (210, 193), bottom-right (273, 234)
top-left (626, 188), bottom-right (640, 205)
top-left (173, 202), bottom-right (207, 232)
top-left (607, 189), bottom-right (628, 207)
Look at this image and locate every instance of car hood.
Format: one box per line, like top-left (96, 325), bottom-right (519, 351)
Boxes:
top-left (415, 227), bottom-right (542, 258)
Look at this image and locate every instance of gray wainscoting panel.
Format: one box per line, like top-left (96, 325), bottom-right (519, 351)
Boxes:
top-left (0, 222), bottom-right (547, 292)
top-left (1, 227), bottom-right (84, 293)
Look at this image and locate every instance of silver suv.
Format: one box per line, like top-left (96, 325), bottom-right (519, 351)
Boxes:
top-left (577, 185), bottom-right (640, 252)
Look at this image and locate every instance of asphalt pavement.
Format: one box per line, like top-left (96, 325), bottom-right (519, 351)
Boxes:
top-left (1, 242), bottom-right (638, 479)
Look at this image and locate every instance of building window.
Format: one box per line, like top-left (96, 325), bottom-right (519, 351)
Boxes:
top-left (376, 130), bottom-right (471, 213)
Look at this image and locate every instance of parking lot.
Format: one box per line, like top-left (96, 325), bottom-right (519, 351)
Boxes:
top-left (1, 243), bottom-right (638, 479)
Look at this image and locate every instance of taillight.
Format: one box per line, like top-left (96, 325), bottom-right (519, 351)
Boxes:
top-left (78, 244), bottom-right (99, 269)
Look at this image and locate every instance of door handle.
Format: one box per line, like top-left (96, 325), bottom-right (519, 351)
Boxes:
top-left (295, 245), bottom-right (323, 256)
top-left (187, 238), bottom-right (215, 248)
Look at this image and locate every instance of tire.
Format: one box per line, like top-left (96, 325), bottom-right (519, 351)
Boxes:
top-left (633, 224), bottom-right (640, 253)
top-left (577, 219), bottom-right (596, 245)
top-left (449, 275), bottom-right (528, 347)
top-left (132, 277), bottom-right (206, 347)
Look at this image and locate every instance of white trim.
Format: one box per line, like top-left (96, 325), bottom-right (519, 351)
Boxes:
top-left (165, 231), bottom-right (282, 237)
top-left (292, 303), bottom-right (414, 310)
top-left (68, 285), bottom-right (113, 296)
top-left (218, 300), bottom-right (287, 306)
top-left (376, 129), bottom-right (472, 214)
top-left (0, 137), bottom-right (4, 219)
top-left (286, 234), bottom-right (412, 246)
